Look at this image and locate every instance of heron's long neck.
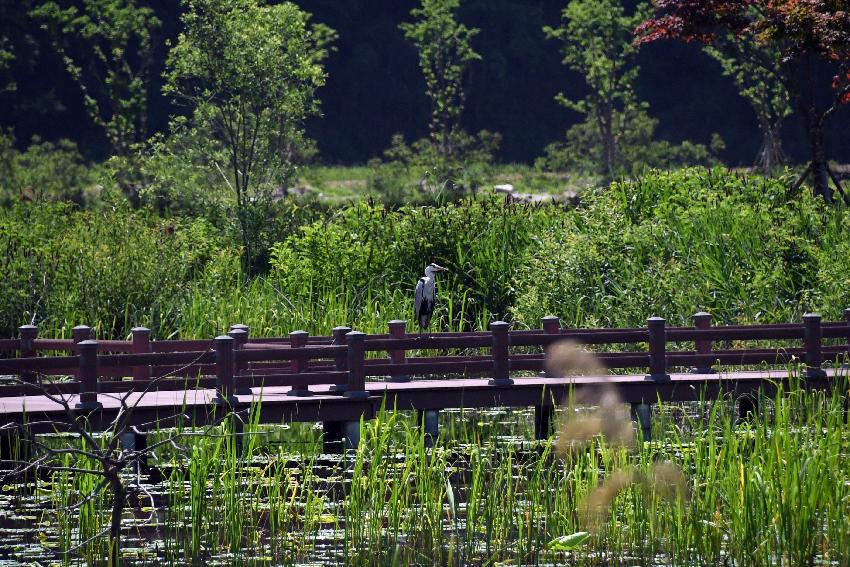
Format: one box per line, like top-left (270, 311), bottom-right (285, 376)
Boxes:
top-left (424, 267), bottom-right (436, 278)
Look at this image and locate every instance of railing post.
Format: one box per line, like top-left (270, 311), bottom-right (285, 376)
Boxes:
top-left (329, 326), bottom-right (352, 393)
top-left (541, 315), bottom-right (560, 335)
top-left (215, 335), bottom-right (236, 405)
top-left (18, 324), bottom-right (38, 383)
top-left (344, 331), bottom-right (369, 399)
top-left (75, 340), bottom-right (101, 411)
top-left (72, 325), bottom-right (92, 352)
top-left (228, 327), bottom-right (251, 395)
top-left (646, 316), bottom-right (669, 380)
top-left (288, 330), bottom-right (312, 396)
top-left (541, 316), bottom-right (560, 378)
top-left (131, 327), bottom-right (151, 381)
top-left (489, 321), bottom-right (513, 386)
top-left (388, 320), bottom-right (410, 383)
top-left (691, 312), bottom-right (715, 374)
top-left (803, 313), bottom-right (826, 379)
top-left (843, 308), bottom-right (850, 368)
top-left (229, 323), bottom-right (249, 335)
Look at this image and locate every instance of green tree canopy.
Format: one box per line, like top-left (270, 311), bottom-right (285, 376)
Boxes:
top-left (400, 0), bottom-right (480, 159)
top-left (704, 33), bottom-right (791, 176)
top-left (544, 0), bottom-right (651, 177)
top-left (32, 0), bottom-right (161, 157)
top-left (164, 0), bottom-right (335, 271)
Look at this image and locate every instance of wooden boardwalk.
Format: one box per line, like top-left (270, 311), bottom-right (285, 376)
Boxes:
top-left (0, 311), bottom-right (847, 446)
top-left (0, 369), bottom-right (838, 435)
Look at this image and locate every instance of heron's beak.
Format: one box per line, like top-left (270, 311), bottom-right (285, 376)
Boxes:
top-left (435, 265), bottom-right (449, 272)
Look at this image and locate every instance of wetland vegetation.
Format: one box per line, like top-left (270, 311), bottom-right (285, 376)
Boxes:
top-left (2, 0), bottom-right (850, 564)
top-left (2, 378), bottom-right (849, 565)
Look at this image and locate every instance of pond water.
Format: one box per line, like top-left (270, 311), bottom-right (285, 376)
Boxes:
top-left (1, 396), bottom-right (848, 566)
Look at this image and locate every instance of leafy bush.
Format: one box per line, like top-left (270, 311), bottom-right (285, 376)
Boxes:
top-left (368, 130), bottom-right (502, 202)
top-left (270, 197), bottom-right (551, 329)
top-left (536, 109), bottom-right (723, 177)
top-left (0, 136), bottom-right (97, 205)
top-left (511, 167), bottom-right (836, 327)
top-left (0, 202), bottom-right (228, 337)
top-left (4, 168), bottom-right (849, 340)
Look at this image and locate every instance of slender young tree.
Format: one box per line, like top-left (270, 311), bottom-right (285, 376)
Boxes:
top-left (164, 0), bottom-right (335, 272)
top-left (400, 0), bottom-right (480, 159)
top-left (31, 0), bottom-right (161, 158)
top-left (704, 36), bottom-right (791, 175)
top-left (637, 0), bottom-right (850, 203)
top-left (544, 0), bottom-right (651, 178)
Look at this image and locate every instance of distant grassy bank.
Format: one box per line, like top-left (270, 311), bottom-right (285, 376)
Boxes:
top-left (2, 167), bottom-right (848, 339)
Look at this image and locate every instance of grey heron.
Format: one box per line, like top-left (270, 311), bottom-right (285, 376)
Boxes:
top-left (414, 263), bottom-right (449, 334)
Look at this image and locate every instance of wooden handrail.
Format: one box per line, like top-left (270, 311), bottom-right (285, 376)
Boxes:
top-left (1, 312), bottom-right (848, 395)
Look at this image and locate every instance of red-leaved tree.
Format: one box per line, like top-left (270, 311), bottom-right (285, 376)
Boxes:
top-left (636, 1), bottom-right (850, 203)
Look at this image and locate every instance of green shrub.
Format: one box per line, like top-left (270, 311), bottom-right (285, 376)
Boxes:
top-left (271, 197), bottom-right (553, 330)
top-left (0, 137), bottom-right (96, 205)
top-left (0, 202), bottom-right (227, 337)
top-left (511, 167), bottom-right (836, 327)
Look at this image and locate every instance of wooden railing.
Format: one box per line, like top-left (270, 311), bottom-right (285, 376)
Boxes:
top-left (1, 311), bottom-right (849, 409)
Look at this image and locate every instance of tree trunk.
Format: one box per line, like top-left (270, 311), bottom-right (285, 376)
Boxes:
top-left (755, 117), bottom-right (784, 177)
top-left (600, 104), bottom-right (616, 179)
top-left (808, 119), bottom-right (833, 204)
top-left (108, 472), bottom-right (125, 567)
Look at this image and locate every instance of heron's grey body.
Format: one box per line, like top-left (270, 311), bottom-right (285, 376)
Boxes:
top-left (414, 263), bottom-right (448, 332)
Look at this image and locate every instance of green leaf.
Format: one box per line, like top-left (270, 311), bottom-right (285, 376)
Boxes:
top-left (547, 531), bottom-right (591, 551)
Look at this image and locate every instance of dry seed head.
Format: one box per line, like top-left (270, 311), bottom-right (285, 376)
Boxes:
top-left (581, 469), bottom-right (636, 531)
top-left (545, 339), bottom-right (606, 377)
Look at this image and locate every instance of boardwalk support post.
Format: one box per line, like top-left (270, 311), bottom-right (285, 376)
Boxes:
top-left (131, 327), bottom-right (151, 381)
top-left (214, 335), bottom-right (236, 406)
top-left (228, 327), bottom-right (251, 395)
top-left (18, 324), bottom-right (38, 383)
top-left (489, 321), bottom-right (513, 386)
top-left (803, 313), bottom-right (826, 379)
top-left (329, 326), bottom-right (352, 393)
top-left (344, 332), bottom-right (368, 400)
top-left (388, 320), bottom-right (410, 383)
top-left (631, 403), bottom-right (652, 442)
top-left (0, 427), bottom-right (31, 464)
top-left (534, 405), bottom-right (554, 441)
top-left (119, 430), bottom-right (149, 470)
top-left (75, 340), bottom-right (101, 411)
top-left (322, 421), bottom-right (344, 454)
top-left (343, 420), bottom-right (362, 450)
top-left (535, 316), bottom-right (560, 439)
top-left (737, 395), bottom-right (758, 423)
top-left (691, 312), bottom-right (715, 374)
top-left (417, 410), bottom-right (439, 448)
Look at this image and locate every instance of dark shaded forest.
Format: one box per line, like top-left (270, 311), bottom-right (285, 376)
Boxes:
top-left (1, 0), bottom-right (848, 165)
